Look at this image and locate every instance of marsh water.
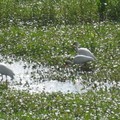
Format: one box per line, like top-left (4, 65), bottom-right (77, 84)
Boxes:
top-left (0, 55), bottom-right (119, 94)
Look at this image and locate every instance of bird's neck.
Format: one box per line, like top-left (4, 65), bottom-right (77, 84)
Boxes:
top-left (65, 60), bottom-right (73, 65)
top-left (75, 46), bottom-right (79, 53)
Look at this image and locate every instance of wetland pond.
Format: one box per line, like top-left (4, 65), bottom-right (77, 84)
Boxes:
top-left (0, 55), bottom-right (119, 94)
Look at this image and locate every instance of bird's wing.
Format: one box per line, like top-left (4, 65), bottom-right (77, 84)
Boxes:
top-left (78, 48), bottom-right (96, 59)
top-left (74, 55), bottom-right (94, 64)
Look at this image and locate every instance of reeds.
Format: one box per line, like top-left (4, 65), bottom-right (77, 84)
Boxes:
top-left (0, 0), bottom-right (120, 26)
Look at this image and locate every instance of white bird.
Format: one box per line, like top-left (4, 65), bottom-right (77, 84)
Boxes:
top-left (73, 42), bottom-right (96, 60)
top-left (66, 54), bottom-right (95, 66)
top-left (0, 64), bottom-right (15, 83)
top-left (73, 55), bottom-right (95, 64)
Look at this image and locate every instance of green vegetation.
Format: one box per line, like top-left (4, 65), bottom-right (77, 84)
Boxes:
top-left (0, 87), bottom-right (119, 119)
top-left (0, 0), bottom-right (120, 119)
top-left (0, 0), bottom-right (120, 26)
top-left (0, 22), bottom-right (119, 82)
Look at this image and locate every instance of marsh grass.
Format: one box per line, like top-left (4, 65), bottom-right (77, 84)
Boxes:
top-left (0, 0), bottom-right (120, 26)
top-left (0, 22), bottom-right (119, 82)
top-left (0, 87), bottom-right (119, 120)
top-left (0, 0), bottom-right (120, 119)
top-left (0, 22), bottom-right (119, 119)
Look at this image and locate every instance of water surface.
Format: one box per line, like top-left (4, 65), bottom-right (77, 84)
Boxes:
top-left (0, 56), bottom-right (119, 94)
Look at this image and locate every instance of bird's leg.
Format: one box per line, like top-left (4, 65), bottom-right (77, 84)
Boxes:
top-left (74, 65), bottom-right (81, 76)
top-left (5, 75), bottom-right (8, 87)
top-left (81, 63), bottom-right (91, 72)
top-left (0, 75), bottom-right (3, 82)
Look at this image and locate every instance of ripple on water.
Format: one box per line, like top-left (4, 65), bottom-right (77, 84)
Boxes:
top-left (0, 56), bottom-right (119, 94)
top-left (0, 59), bottom-right (85, 93)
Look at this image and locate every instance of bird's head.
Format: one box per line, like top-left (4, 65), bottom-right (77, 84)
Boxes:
top-left (73, 41), bottom-right (80, 47)
top-left (73, 41), bottom-right (80, 52)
